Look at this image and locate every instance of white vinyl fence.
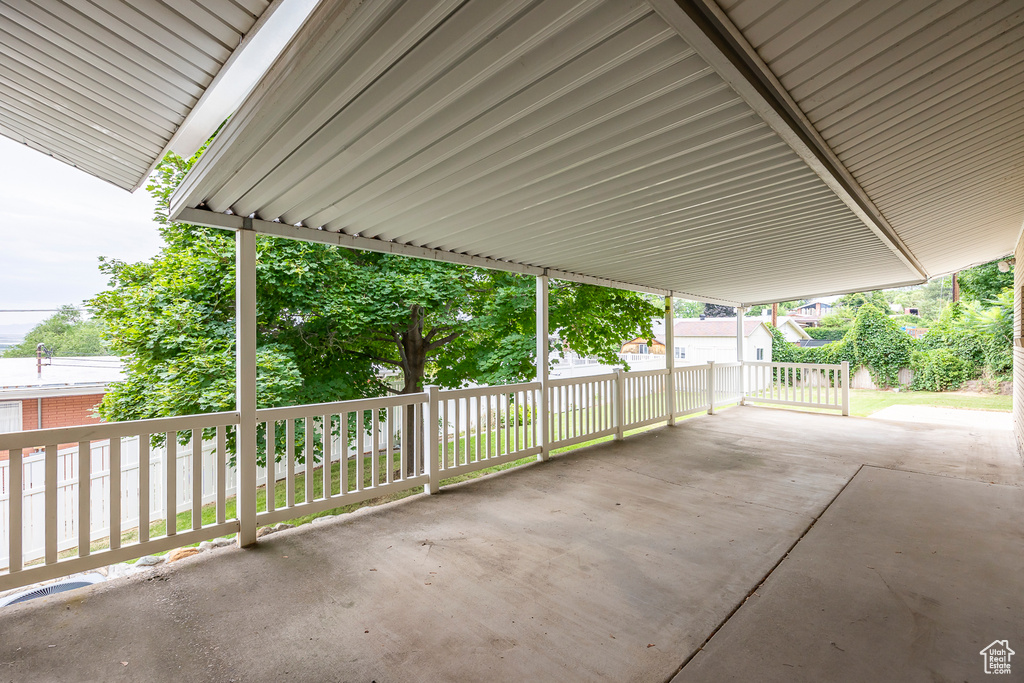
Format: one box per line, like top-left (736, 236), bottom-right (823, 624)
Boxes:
top-left (1, 361), bottom-right (848, 591)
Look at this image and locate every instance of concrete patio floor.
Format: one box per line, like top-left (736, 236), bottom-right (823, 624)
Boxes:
top-left (1, 406), bottom-right (1021, 682)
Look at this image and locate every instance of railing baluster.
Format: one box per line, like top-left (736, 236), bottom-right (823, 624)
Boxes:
top-left (109, 438), bottom-right (121, 551)
top-left (45, 444), bottom-right (57, 564)
top-left (341, 411), bottom-right (350, 493)
top-left (217, 425), bottom-right (227, 523)
top-left (191, 428), bottom-right (202, 531)
top-left (324, 414), bottom-right (334, 497)
top-left (287, 419), bottom-right (297, 505)
top-left (77, 440), bottom-right (91, 557)
top-left (164, 433), bottom-right (176, 537)
top-left (370, 410), bottom-right (379, 487)
top-left (355, 411), bottom-right (364, 491)
top-left (265, 422), bottom-right (275, 513)
top-left (139, 435), bottom-right (150, 543)
top-left (9, 448), bottom-right (23, 573)
top-left (383, 408), bottom-right (392, 484)
top-left (306, 416), bottom-right (316, 501)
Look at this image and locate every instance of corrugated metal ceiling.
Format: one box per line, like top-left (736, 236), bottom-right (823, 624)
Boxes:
top-left (718, 0), bottom-right (1024, 275)
top-left (172, 0), bottom-right (921, 305)
top-left (0, 0), bottom-right (272, 190)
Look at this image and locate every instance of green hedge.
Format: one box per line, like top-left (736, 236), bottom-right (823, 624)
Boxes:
top-left (805, 327), bottom-right (849, 340)
top-left (911, 348), bottom-right (973, 391)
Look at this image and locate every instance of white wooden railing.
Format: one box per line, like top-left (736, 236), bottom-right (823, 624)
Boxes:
top-left (742, 361), bottom-right (850, 413)
top-left (547, 374), bottom-right (616, 448)
top-left (0, 360), bottom-right (848, 591)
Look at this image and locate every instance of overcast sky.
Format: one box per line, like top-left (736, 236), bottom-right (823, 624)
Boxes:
top-left (0, 137), bottom-right (163, 332)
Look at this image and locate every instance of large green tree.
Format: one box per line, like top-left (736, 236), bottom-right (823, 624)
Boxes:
top-left (3, 305), bottom-right (106, 357)
top-left (90, 151), bottom-right (659, 468)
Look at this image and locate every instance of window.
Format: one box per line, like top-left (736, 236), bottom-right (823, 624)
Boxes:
top-left (638, 343), bottom-right (648, 354)
top-left (756, 348), bottom-right (765, 360)
top-left (0, 401), bottom-right (22, 433)
top-left (674, 347), bottom-right (686, 359)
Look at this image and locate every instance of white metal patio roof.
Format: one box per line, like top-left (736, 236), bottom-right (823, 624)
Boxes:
top-left (0, 0), bottom-right (277, 190)
top-left (5, 1), bottom-right (1023, 305)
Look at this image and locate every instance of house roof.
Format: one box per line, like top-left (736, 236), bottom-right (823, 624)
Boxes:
top-left (0, 357), bottom-right (123, 398)
top-left (673, 318), bottom-right (765, 338)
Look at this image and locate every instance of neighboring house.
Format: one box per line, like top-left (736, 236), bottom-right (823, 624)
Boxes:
top-left (621, 318), bottom-right (773, 364)
top-left (0, 357), bottom-right (123, 435)
top-left (755, 316), bottom-right (811, 343)
top-left (793, 300), bottom-right (833, 317)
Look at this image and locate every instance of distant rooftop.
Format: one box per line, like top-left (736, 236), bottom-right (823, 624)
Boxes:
top-left (0, 357), bottom-right (123, 391)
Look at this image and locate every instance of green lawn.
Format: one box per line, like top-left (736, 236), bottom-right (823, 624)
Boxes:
top-left (847, 388), bottom-right (1011, 417)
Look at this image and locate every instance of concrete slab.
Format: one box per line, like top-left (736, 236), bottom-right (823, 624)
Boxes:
top-left (673, 467), bottom-right (1024, 683)
top-left (0, 407), bottom-right (1019, 682)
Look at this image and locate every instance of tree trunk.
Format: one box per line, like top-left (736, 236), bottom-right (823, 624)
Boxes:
top-left (398, 307), bottom-right (427, 478)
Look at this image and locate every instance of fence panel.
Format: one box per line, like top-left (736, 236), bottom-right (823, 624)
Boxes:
top-left (742, 361), bottom-right (847, 411)
top-left (673, 364), bottom-right (711, 417)
top-left (0, 413), bottom-right (239, 590)
top-left (547, 374), bottom-right (616, 449)
top-left (712, 362), bottom-right (743, 409)
top-left (435, 383), bottom-right (542, 477)
top-left (254, 393), bottom-right (428, 527)
top-left (621, 369), bottom-right (669, 429)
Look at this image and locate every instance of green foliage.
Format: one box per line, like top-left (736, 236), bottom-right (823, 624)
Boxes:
top-left (91, 150), bottom-right (659, 440)
top-left (957, 259), bottom-right (1013, 303)
top-left (672, 299), bottom-right (704, 318)
top-left (848, 304), bottom-right (912, 388)
top-left (835, 290), bottom-right (890, 313)
top-left (2, 305), bottom-right (107, 357)
top-left (911, 349), bottom-right (973, 391)
top-left (805, 327), bottom-right (848, 341)
top-left (818, 311), bottom-right (854, 326)
top-left (767, 324), bottom-right (799, 363)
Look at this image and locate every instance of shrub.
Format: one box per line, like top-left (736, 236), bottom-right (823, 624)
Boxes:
top-left (849, 304), bottom-right (913, 388)
top-left (911, 348), bottom-right (973, 391)
top-left (806, 327), bottom-right (849, 341)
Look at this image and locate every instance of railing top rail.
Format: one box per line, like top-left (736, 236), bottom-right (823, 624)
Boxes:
top-left (712, 362), bottom-right (742, 368)
top-left (673, 363), bottom-right (713, 372)
top-left (0, 411), bottom-right (239, 452)
top-left (545, 373), bottom-right (617, 387)
top-left (623, 368), bottom-right (670, 378)
top-left (438, 381), bottom-right (540, 399)
top-left (743, 361), bottom-right (844, 370)
top-left (256, 392), bottom-right (427, 421)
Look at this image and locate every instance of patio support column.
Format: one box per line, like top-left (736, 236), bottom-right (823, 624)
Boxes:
top-left (536, 272), bottom-right (550, 461)
top-left (236, 220), bottom-right (258, 547)
top-left (736, 306), bottom-right (747, 405)
top-left (665, 296), bottom-right (676, 425)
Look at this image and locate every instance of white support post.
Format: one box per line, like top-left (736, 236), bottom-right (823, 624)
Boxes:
top-left (536, 273), bottom-right (550, 461)
top-left (665, 296), bottom-right (676, 425)
top-left (841, 361), bottom-right (851, 416)
top-left (614, 368), bottom-right (625, 440)
top-left (425, 385), bottom-right (441, 493)
top-left (707, 360), bottom-right (716, 415)
top-left (236, 222), bottom-right (258, 547)
top-left (736, 306), bottom-right (747, 404)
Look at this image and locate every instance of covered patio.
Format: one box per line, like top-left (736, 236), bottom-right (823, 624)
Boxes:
top-left (2, 0), bottom-right (1024, 679)
top-left (1, 407), bottom-right (1020, 682)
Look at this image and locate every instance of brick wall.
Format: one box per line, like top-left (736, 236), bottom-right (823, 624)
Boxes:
top-left (19, 393), bottom-right (104, 431)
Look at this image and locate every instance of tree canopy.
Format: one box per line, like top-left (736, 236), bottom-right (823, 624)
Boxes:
top-left (956, 259), bottom-right (1013, 303)
top-left (89, 151), bottom-right (660, 425)
top-left (2, 305), bottom-right (106, 357)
